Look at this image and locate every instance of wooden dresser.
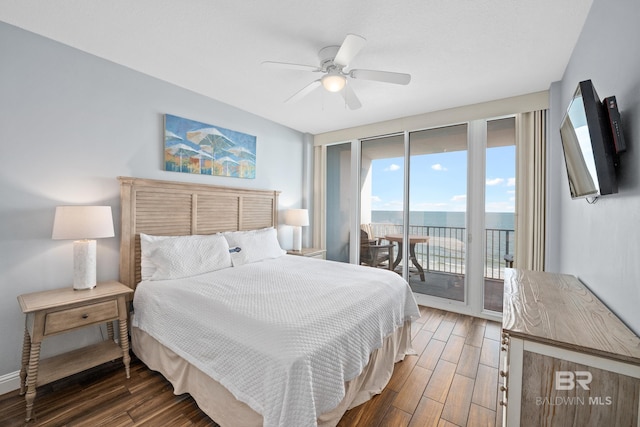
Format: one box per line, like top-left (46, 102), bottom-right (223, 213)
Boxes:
top-left (501, 269), bottom-right (640, 426)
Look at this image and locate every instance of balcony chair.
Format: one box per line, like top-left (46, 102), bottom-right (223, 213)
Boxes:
top-left (360, 228), bottom-right (395, 271)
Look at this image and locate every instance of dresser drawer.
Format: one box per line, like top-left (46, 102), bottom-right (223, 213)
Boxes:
top-left (44, 300), bottom-right (119, 335)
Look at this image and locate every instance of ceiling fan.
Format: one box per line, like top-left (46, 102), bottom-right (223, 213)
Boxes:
top-left (262, 34), bottom-right (411, 110)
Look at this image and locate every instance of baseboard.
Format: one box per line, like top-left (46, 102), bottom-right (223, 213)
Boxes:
top-left (0, 370), bottom-right (20, 396)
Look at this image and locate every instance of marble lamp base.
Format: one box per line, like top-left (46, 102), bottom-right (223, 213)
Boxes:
top-left (292, 226), bottom-right (302, 252)
top-left (73, 239), bottom-right (97, 290)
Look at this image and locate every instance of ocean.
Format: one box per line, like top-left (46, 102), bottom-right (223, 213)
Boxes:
top-left (371, 210), bottom-right (514, 231)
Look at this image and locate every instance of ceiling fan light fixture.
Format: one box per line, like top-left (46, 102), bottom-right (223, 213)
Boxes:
top-left (321, 73), bottom-right (346, 92)
top-left (265, 33), bottom-right (411, 108)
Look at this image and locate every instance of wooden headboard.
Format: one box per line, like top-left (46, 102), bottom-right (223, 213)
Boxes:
top-left (118, 176), bottom-right (280, 290)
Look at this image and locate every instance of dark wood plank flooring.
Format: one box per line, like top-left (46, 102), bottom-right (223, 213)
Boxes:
top-left (338, 306), bottom-right (503, 427)
top-left (0, 307), bottom-right (502, 426)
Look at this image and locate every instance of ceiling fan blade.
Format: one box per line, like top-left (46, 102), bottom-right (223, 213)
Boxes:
top-left (350, 69), bottom-right (411, 85)
top-left (262, 61), bottom-right (320, 72)
top-left (341, 84), bottom-right (362, 110)
top-left (334, 34), bottom-right (366, 67)
top-left (285, 80), bottom-right (322, 104)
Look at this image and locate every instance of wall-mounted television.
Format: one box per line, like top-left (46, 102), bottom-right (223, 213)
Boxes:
top-left (559, 79), bottom-right (622, 200)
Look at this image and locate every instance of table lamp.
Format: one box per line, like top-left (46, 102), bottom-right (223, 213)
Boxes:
top-left (52, 206), bottom-right (115, 290)
top-left (285, 209), bottom-right (309, 252)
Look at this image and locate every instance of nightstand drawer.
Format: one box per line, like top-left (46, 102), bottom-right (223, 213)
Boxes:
top-left (44, 300), bottom-right (119, 335)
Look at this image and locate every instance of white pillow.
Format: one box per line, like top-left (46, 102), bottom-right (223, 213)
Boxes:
top-left (223, 227), bottom-right (286, 266)
top-left (140, 233), bottom-right (232, 281)
top-left (140, 233), bottom-right (170, 281)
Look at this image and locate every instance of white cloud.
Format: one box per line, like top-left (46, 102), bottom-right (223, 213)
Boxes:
top-left (384, 164), bottom-right (401, 172)
top-left (486, 177), bottom-right (505, 186)
top-left (507, 177), bottom-right (516, 186)
top-left (451, 194), bottom-right (467, 201)
top-left (370, 195), bottom-right (382, 202)
top-left (432, 163), bottom-right (448, 171)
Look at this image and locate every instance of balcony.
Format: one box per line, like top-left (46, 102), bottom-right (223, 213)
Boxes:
top-left (368, 222), bottom-right (514, 313)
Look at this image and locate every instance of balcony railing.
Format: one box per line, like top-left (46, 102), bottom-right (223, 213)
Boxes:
top-left (369, 223), bottom-right (514, 280)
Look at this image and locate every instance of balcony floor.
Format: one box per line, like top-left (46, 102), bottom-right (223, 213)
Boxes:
top-left (405, 270), bottom-right (504, 312)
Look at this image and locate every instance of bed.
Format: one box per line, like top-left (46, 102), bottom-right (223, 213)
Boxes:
top-left (118, 177), bottom-right (420, 427)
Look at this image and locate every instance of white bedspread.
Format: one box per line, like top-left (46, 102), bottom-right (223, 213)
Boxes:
top-left (133, 255), bottom-right (419, 427)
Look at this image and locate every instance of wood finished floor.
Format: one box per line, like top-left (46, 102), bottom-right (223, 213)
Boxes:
top-left (0, 307), bottom-right (503, 427)
top-left (338, 306), bottom-right (503, 427)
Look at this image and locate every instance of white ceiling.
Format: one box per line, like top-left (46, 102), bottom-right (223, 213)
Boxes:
top-left (0, 0), bottom-right (593, 135)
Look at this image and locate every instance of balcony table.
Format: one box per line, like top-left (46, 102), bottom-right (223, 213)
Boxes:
top-left (384, 234), bottom-right (429, 281)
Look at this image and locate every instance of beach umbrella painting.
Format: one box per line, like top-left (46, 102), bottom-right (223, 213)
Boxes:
top-left (227, 146), bottom-right (256, 161)
top-left (164, 114), bottom-right (256, 178)
top-left (165, 142), bottom-right (211, 173)
top-left (190, 151), bottom-right (214, 174)
top-left (215, 156), bottom-right (239, 176)
top-left (186, 127), bottom-right (235, 175)
top-left (186, 127), bottom-right (234, 152)
top-left (237, 158), bottom-right (256, 178)
top-left (226, 146), bottom-right (257, 177)
top-left (165, 130), bottom-right (183, 142)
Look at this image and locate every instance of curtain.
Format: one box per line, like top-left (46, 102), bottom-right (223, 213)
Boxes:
top-left (515, 110), bottom-right (547, 271)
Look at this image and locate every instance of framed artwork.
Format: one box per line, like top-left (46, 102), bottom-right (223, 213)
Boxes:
top-left (164, 114), bottom-right (256, 179)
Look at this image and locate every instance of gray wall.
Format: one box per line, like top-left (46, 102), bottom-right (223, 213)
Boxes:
top-left (0, 22), bottom-right (307, 380)
top-left (547, 0), bottom-right (640, 333)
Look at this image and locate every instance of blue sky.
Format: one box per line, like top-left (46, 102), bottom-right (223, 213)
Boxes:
top-left (370, 145), bottom-right (516, 212)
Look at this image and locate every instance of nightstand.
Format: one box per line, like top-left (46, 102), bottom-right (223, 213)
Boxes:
top-left (287, 248), bottom-right (327, 259)
top-left (17, 281), bottom-right (133, 422)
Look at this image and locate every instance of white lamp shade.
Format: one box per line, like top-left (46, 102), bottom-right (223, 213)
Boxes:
top-left (285, 209), bottom-right (309, 227)
top-left (52, 206), bottom-right (115, 240)
top-left (52, 206), bottom-right (114, 290)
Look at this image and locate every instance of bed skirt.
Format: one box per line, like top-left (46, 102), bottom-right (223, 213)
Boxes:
top-left (132, 320), bottom-right (414, 427)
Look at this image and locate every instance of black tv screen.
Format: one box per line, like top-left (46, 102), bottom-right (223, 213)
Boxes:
top-left (559, 80), bottom-right (618, 199)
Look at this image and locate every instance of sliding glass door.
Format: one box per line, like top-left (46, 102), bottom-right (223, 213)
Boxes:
top-left (324, 116), bottom-right (516, 320)
top-left (359, 134), bottom-right (405, 268)
top-left (356, 125), bottom-right (469, 304)
top-left (408, 125), bottom-right (468, 302)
